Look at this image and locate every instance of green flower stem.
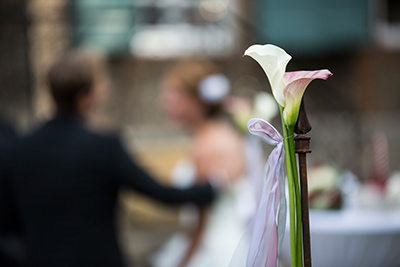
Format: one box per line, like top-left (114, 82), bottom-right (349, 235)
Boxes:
top-left (287, 127), bottom-right (303, 266)
top-left (279, 106), bottom-right (297, 267)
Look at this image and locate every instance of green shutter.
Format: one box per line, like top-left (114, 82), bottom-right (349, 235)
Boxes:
top-left (72, 0), bottom-right (134, 55)
top-left (252, 0), bottom-right (371, 55)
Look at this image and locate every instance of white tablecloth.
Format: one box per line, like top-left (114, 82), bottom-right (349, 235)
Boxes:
top-left (280, 209), bottom-right (400, 267)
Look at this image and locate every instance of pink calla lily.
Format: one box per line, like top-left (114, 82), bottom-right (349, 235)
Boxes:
top-left (283, 70), bottom-right (332, 127)
top-left (245, 44), bottom-right (332, 128)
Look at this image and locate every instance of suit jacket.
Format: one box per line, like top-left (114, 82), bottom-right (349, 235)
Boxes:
top-left (0, 114), bottom-right (215, 267)
top-left (0, 119), bottom-right (24, 267)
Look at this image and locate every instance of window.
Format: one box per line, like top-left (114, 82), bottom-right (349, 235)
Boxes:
top-left (375, 0), bottom-right (400, 49)
top-left (72, 0), bottom-right (239, 58)
top-left (129, 0), bottom-right (239, 59)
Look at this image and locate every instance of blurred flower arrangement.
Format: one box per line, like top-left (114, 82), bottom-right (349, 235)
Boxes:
top-left (308, 129), bottom-right (400, 211)
top-left (307, 163), bottom-right (343, 210)
top-left (227, 92), bottom-right (279, 135)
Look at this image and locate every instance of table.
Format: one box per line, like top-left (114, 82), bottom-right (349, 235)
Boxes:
top-left (280, 209), bottom-right (400, 267)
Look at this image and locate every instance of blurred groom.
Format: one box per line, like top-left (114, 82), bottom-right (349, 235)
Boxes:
top-left (0, 50), bottom-right (216, 267)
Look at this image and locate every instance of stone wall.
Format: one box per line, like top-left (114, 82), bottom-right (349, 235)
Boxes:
top-left (0, 0), bottom-right (32, 132)
top-left (27, 0), bottom-right (70, 122)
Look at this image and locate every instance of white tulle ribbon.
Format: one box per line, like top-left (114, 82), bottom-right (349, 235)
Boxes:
top-left (230, 118), bottom-right (286, 267)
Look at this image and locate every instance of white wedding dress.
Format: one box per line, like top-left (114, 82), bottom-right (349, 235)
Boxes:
top-left (151, 159), bottom-right (256, 267)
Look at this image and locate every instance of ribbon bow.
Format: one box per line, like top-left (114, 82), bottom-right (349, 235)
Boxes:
top-left (230, 118), bottom-right (286, 267)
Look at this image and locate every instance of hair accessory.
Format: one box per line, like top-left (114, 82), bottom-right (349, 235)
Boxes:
top-left (198, 74), bottom-right (230, 104)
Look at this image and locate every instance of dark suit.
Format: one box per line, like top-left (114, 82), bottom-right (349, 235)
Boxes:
top-left (0, 114), bottom-right (215, 267)
top-left (0, 118), bottom-right (24, 267)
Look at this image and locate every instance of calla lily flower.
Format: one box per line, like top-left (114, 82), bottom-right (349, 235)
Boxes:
top-left (244, 44), bottom-right (291, 108)
top-left (282, 69), bottom-right (332, 127)
top-left (245, 44), bottom-right (332, 128)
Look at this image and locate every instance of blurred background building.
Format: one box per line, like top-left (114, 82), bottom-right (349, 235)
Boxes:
top-left (1, 0), bottom-right (400, 265)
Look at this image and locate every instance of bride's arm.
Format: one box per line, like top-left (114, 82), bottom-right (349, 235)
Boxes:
top-left (178, 207), bottom-right (207, 267)
top-left (178, 124), bottom-right (245, 266)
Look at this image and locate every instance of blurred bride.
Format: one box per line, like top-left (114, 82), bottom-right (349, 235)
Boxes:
top-left (152, 58), bottom-right (255, 267)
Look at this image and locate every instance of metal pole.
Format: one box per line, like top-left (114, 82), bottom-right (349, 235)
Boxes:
top-left (294, 99), bottom-right (312, 267)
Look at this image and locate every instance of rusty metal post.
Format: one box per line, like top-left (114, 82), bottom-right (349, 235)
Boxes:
top-left (294, 99), bottom-right (312, 267)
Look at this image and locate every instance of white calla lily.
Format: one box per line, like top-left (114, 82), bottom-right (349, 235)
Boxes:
top-left (244, 44), bottom-right (291, 107)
